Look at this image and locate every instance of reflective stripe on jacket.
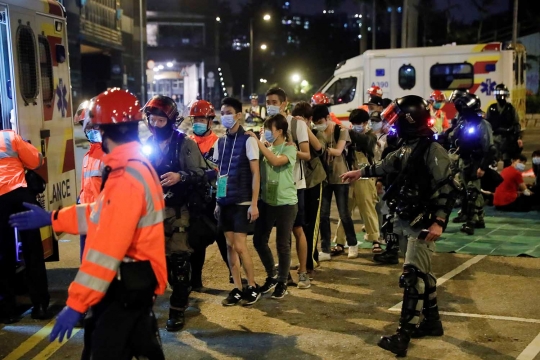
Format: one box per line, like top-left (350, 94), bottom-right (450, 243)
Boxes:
top-left (79, 143), bottom-right (105, 203)
top-left (51, 141), bottom-right (167, 313)
top-left (0, 130), bottom-right (43, 196)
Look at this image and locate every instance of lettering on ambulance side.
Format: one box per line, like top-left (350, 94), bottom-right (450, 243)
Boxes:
top-left (49, 179), bottom-right (71, 204)
top-left (372, 81), bottom-right (389, 88)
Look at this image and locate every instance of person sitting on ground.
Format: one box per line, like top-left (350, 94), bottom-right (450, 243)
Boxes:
top-left (493, 154), bottom-right (533, 212)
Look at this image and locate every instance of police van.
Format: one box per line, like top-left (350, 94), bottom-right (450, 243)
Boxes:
top-left (320, 42), bottom-right (526, 129)
top-left (0, 0), bottom-right (76, 266)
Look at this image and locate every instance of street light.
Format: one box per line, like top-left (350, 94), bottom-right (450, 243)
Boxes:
top-left (250, 14), bottom-right (271, 95)
top-left (166, 62), bottom-right (173, 68)
top-left (260, 44), bottom-right (268, 50)
top-left (216, 16), bottom-right (221, 22)
top-left (291, 74), bottom-right (301, 83)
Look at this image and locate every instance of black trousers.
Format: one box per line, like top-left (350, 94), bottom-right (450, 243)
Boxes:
top-left (0, 187), bottom-right (49, 313)
top-left (82, 283), bottom-right (164, 360)
top-left (304, 183), bottom-right (323, 271)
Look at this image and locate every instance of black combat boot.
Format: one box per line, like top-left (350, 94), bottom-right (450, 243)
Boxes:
top-left (166, 309), bottom-right (185, 332)
top-left (377, 323), bottom-right (416, 357)
top-left (413, 285), bottom-right (444, 338)
top-left (460, 222), bottom-right (475, 235)
top-left (452, 210), bottom-right (467, 223)
top-left (475, 209), bottom-right (486, 228)
top-left (373, 250), bottom-right (399, 265)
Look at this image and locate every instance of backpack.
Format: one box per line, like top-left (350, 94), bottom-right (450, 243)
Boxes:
top-left (332, 124), bottom-right (355, 171)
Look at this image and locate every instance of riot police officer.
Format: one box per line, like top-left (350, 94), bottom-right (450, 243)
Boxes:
top-left (450, 93), bottom-right (496, 235)
top-left (142, 95), bottom-right (208, 332)
top-left (486, 84), bottom-right (522, 168)
top-left (341, 95), bottom-right (458, 357)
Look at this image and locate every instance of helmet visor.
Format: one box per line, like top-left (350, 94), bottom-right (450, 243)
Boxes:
top-left (493, 89), bottom-right (509, 96)
top-left (380, 101), bottom-right (401, 126)
top-left (142, 97), bottom-right (177, 120)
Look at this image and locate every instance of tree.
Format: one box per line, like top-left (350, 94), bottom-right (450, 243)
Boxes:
top-left (470, 0), bottom-right (496, 43)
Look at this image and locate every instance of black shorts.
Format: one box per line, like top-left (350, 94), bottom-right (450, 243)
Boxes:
top-left (293, 189), bottom-right (305, 228)
top-left (218, 204), bottom-right (256, 234)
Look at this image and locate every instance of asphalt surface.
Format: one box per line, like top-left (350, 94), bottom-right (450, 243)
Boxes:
top-left (1, 126), bottom-right (540, 360)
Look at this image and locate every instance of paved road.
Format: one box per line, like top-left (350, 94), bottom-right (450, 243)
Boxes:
top-left (1, 126), bottom-right (539, 359)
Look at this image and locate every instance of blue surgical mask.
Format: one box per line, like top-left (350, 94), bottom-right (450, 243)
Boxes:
top-left (192, 123), bottom-right (208, 136)
top-left (371, 121), bottom-right (383, 132)
top-left (267, 105), bottom-right (280, 116)
top-left (264, 129), bottom-right (275, 143)
top-left (221, 114), bottom-right (236, 129)
top-left (515, 163), bottom-right (526, 172)
top-left (86, 129), bottom-right (102, 143)
top-left (352, 125), bottom-right (364, 133)
top-left (533, 157), bottom-right (540, 165)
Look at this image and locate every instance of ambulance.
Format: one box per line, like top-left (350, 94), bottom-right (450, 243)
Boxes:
top-left (0, 0), bottom-right (76, 265)
top-left (319, 42), bottom-right (527, 129)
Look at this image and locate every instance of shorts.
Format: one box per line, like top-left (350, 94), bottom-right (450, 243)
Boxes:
top-left (293, 189), bottom-right (305, 228)
top-left (218, 204), bottom-right (255, 234)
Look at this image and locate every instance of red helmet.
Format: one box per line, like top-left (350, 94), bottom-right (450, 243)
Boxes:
top-left (142, 95), bottom-right (179, 123)
top-left (429, 90), bottom-right (446, 103)
top-left (311, 92), bottom-right (332, 105)
top-left (367, 85), bottom-right (383, 97)
top-left (86, 88), bottom-right (142, 126)
top-left (73, 100), bottom-right (89, 125)
top-left (189, 100), bottom-right (216, 118)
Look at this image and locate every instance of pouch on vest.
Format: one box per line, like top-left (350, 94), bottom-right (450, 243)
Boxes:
top-left (25, 170), bottom-right (46, 195)
top-left (115, 260), bottom-right (157, 309)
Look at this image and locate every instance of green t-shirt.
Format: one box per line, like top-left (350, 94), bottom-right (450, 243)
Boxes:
top-left (260, 144), bottom-right (298, 206)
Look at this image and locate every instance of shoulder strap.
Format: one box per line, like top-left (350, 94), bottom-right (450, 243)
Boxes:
top-left (291, 118), bottom-right (298, 144)
top-left (171, 131), bottom-right (186, 171)
top-left (333, 124), bottom-right (341, 145)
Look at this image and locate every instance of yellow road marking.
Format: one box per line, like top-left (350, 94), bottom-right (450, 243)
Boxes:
top-left (33, 328), bottom-right (82, 359)
top-left (3, 320), bottom-right (55, 360)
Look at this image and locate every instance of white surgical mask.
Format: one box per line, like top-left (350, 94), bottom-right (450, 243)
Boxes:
top-left (314, 123), bottom-right (328, 131)
top-left (515, 163), bottom-right (526, 172)
top-left (533, 157), bottom-right (540, 165)
top-left (267, 105), bottom-right (280, 116)
top-left (221, 114), bottom-right (236, 129)
top-left (352, 125), bottom-right (364, 133)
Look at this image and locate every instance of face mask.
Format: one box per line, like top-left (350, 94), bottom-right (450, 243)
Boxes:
top-left (221, 114), bottom-right (237, 129)
top-left (153, 124), bottom-right (173, 141)
top-left (515, 163), bottom-right (526, 172)
top-left (352, 125), bottom-right (364, 133)
top-left (371, 121), bottom-right (383, 132)
top-left (264, 129), bottom-right (275, 143)
top-left (192, 123), bottom-right (208, 136)
top-left (314, 123), bottom-right (328, 132)
top-left (86, 129), bottom-right (102, 143)
top-left (533, 157), bottom-right (540, 165)
top-left (267, 105), bottom-right (280, 116)
top-left (433, 103), bottom-right (443, 110)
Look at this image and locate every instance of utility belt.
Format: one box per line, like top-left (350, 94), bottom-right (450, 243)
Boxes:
top-left (387, 198), bottom-right (432, 230)
top-left (108, 260), bottom-right (157, 309)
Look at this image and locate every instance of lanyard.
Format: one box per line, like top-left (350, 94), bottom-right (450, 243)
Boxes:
top-left (219, 132), bottom-right (238, 176)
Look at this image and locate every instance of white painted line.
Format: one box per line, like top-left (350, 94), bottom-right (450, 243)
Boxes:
top-left (388, 308), bottom-right (540, 324)
top-left (516, 332), bottom-right (540, 360)
top-left (389, 255), bottom-right (486, 310)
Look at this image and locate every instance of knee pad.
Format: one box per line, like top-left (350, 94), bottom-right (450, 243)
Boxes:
top-left (399, 265), bottom-right (419, 289)
top-left (167, 253), bottom-right (191, 287)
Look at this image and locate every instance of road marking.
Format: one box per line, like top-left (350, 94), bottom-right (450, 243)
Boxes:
top-left (517, 332), bottom-right (540, 360)
top-left (388, 308), bottom-right (540, 324)
top-left (389, 255), bottom-right (486, 310)
top-left (33, 329), bottom-right (82, 359)
top-left (3, 320), bottom-right (56, 360)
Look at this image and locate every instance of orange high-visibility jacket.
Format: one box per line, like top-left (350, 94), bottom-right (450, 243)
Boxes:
top-left (0, 130), bottom-right (43, 196)
top-left (51, 142), bottom-right (167, 313)
top-left (190, 131), bottom-right (218, 156)
top-left (79, 143), bottom-right (105, 203)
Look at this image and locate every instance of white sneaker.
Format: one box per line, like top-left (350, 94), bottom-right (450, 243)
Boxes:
top-left (297, 272), bottom-right (311, 289)
top-left (348, 245), bottom-right (358, 259)
top-left (318, 252), bottom-right (331, 262)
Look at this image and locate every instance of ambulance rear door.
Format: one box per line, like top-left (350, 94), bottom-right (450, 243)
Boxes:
top-left (321, 71), bottom-right (362, 123)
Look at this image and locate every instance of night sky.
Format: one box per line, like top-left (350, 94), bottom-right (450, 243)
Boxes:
top-left (229, 0), bottom-right (509, 24)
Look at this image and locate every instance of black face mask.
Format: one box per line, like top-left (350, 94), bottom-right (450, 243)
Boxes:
top-left (153, 125), bottom-right (174, 141)
top-left (496, 96), bottom-right (506, 105)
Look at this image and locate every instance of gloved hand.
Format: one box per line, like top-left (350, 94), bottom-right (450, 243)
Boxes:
top-left (9, 202), bottom-right (52, 230)
top-left (49, 306), bottom-right (83, 343)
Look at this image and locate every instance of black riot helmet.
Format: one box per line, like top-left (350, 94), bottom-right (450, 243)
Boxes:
top-left (453, 92), bottom-right (481, 114)
top-left (380, 95), bottom-right (432, 139)
top-left (494, 83), bottom-right (509, 105)
top-left (449, 89), bottom-right (469, 104)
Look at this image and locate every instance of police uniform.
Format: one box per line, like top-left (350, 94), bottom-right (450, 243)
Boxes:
top-left (345, 95), bottom-right (458, 357)
top-left (486, 101), bottom-right (521, 168)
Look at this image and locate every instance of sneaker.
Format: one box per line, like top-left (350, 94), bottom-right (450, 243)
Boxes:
top-left (348, 245), bottom-right (358, 259)
top-left (271, 282), bottom-right (288, 299)
top-left (297, 272), bottom-right (311, 289)
top-left (222, 288), bottom-right (243, 306)
top-left (242, 285), bottom-right (261, 306)
top-left (318, 252), bottom-right (331, 262)
top-left (260, 277), bottom-right (278, 294)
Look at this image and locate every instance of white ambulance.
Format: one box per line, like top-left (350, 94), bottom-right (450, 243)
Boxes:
top-left (319, 42), bottom-right (527, 128)
top-left (0, 0), bottom-right (76, 262)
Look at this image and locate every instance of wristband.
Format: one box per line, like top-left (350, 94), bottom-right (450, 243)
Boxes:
top-left (433, 218), bottom-right (446, 228)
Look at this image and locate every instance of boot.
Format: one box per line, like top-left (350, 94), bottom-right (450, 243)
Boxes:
top-left (377, 323), bottom-right (416, 357)
top-left (373, 250), bottom-right (399, 265)
top-left (475, 220), bottom-right (485, 229)
top-left (31, 303), bottom-right (53, 320)
top-left (460, 222), bottom-right (475, 235)
top-left (412, 286), bottom-right (444, 338)
top-left (166, 309), bottom-right (185, 332)
top-left (452, 211), bottom-right (467, 223)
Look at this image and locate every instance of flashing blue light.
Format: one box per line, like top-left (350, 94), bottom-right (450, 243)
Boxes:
top-left (434, 134), bottom-right (439, 140)
top-left (142, 145), bottom-right (153, 156)
top-left (467, 127), bottom-right (475, 134)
